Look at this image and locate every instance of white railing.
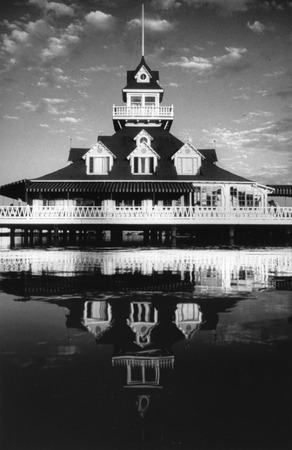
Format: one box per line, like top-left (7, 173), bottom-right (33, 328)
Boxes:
top-left (113, 105), bottom-right (174, 119)
top-left (0, 205), bottom-right (292, 225)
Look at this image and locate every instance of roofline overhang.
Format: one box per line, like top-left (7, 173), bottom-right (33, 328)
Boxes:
top-left (31, 179), bottom-right (197, 183)
top-left (253, 182), bottom-right (275, 192)
top-left (122, 88), bottom-right (164, 93)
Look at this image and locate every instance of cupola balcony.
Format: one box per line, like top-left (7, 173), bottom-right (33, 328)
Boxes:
top-left (113, 105), bottom-right (174, 128)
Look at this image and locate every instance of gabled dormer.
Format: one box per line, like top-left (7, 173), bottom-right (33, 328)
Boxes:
top-left (127, 129), bottom-right (160, 175)
top-left (134, 129), bottom-right (153, 146)
top-left (113, 57), bottom-right (174, 131)
top-left (135, 65), bottom-right (151, 84)
top-left (172, 143), bottom-right (205, 176)
top-left (122, 57), bottom-right (163, 103)
top-left (83, 142), bottom-right (116, 175)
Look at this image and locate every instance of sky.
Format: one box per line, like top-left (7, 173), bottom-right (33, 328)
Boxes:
top-left (0, 0), bottom-right (292, 189)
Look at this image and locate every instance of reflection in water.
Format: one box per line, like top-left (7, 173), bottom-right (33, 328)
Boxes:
top-left (0, 247), bottom-right (292, 449)
top-left (1, 248), bottom-right (292, 298)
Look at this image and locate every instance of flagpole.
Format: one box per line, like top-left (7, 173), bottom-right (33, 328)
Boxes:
top-left (142, 3), bottom-right (144, 57)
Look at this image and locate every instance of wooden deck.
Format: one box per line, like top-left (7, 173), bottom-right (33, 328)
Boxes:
top-left (0, 205), bottom-right (292, 226)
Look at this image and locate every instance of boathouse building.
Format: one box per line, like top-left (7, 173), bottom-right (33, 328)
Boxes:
top-left (0, 53), bottom-right (291, 245)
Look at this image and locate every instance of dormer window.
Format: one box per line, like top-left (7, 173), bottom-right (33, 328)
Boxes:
top-left (135, 66), bottom-right (151, 83)
top-left (176, 157), bottom-right (199, 175)
top-left (88, 156), bottom-right (110, 174)
top-left (128, 130), bottom-right (159, 175)
top-left (84, 142), bottom-right (116, 175)
top-left (172, 143), bottom-right (204, 176)
top-left (133, 155), bottom-right (154, 174)
top-left (139, 136), bottom-right (148, 145)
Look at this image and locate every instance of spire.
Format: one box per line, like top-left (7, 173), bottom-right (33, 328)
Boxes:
top-left (142, 3), bottom-right (145, 57)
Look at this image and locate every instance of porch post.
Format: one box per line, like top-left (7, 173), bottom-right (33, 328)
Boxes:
top-left (143, 229), bottom-right (150, 244)
top-left (229, 225), bottom-right (234, 246)
top-left (285, 226), bottom-right (292, 246)
top-left (10, 227), bottom-right (15, 248)
top-left (171, 225), bottom-right (177, 247)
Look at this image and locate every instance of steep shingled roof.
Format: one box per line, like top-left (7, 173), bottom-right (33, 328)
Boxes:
top-left (122, 56), bottom-right (164, 102)
top-left (35, 126), bottom-right (251, 183)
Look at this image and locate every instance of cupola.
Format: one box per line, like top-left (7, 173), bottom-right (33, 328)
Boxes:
top-left (112, 8), bottom-right (173, 132)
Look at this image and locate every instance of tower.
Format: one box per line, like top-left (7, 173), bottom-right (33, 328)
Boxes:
top-left (112, 6), bottom-right (174, 132)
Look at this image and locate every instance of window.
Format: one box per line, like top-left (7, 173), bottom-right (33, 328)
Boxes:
top-left (197, 187), bottom-right (222, 207)
top-left (139, 136), bottom-right (148, 144)
top-left (133, 156), bottom-right (154, 174)
top-left (129, 95), bottom-right (158, 108)
top-left (89, 156), bottom-right (110, 174)
top-left (145, 96), bottom-right (156, 107)
top-left (176, 157), bottom-right (199, 175)
top-left (131, 96), bottom-right (142, 107)
top-left (230, 187), bottom-right (258, 207)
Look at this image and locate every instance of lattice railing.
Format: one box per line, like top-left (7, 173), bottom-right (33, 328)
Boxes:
top-left (0, 205), bottom-right (292, 223)
top-left (113, 105), bottom-right (174, 118)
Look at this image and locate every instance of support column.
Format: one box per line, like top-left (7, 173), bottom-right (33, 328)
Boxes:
top-left (285, 226), bottom-right (291, 247)
top-left (53, 225), bottom-right (59, 246)
top-left (38, 228), bottom-right (43, 245)
top-left (143, 229), bottom-right (150, 245)
top-left (229, 225), bottom-right (235, 246)
top-left (111, 228), bottom-right (123, 244)
top-left (62, 228), bottom-right (68, 243)
top-left (69, 228), bottom-right (76, 244)
top-left (150, 229), bottom-right (158, 243)
top-left (23, 229), bottom-right (29, 246)
top-left (29, 228), bottom-right (34, 246)
top-left (47, 228), bottom-right (52, 244)
top-left (171, 226), bottom-right (177, 247)
top-left (10, 228), bottom-right (15, 248)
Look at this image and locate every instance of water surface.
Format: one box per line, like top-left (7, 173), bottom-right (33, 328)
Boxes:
top-left (0, 245), bottom-right (291, 450)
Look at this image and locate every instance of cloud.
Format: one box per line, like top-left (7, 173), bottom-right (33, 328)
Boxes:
top-left (42, 33), bottom-right (80, 59)
top-left (37, 67), bottom-right (75, 88)
top-left (81, 64), bottom-right (124, 73)
top-left (152, 0), bottom-right (292, 13)
top-left (201, 114), bottom-right (292, 183)
top-left (151, 0), bottom-right (182, 10)
top-left (127, 17), bottom-right (175, 32)
top-left (182, 0), bottom-right (249, 12)
top-left (3, 115), bottom-right (19, 120)
top-left (274, 85), bottom-right (292, 99)
top-left (247, 21), bottom-right (266, 34)
top-left (29, 0), bottom-right (75, 17)
top-left (0, 18), bottom-right (83, 69)
top-left (165, 47), bottom-right (248, 77)
top-left (18, 98), bottom-right (67, 114)
top-left (233, 110), bottom-right (274, 124)
top-left (264, 69), bottom-right (286, 78)
top-left (85, 11), bottom-right (115, 30)
top-left (59, 116), bottom-right (80, 123)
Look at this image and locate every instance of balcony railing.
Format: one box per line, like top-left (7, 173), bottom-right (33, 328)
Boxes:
top-left (0, 205), bottom-right (292, 226)
top-left (113, 105), bottom-right (174, 120)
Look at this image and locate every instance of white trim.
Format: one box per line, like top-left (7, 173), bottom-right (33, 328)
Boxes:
top-left (82, 141), bottom-right (116, 160)
top-left (123, 89), bottom-right (163, 93)
top-left (171, 142), bottom-right (205, 160)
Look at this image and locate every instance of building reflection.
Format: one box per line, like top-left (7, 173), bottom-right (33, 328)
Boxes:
top-left (1, 248), bottom-right (292, 298)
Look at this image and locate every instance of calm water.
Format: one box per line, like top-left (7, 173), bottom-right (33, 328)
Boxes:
top-left (0, 241), bottom-right (291, 450)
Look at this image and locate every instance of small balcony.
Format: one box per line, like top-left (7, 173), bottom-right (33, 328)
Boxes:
top-left (113, 105), bottom-right (174, 121)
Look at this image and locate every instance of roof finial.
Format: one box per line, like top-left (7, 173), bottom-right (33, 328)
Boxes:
top-left (142, 3), bottom-right (145, 57)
